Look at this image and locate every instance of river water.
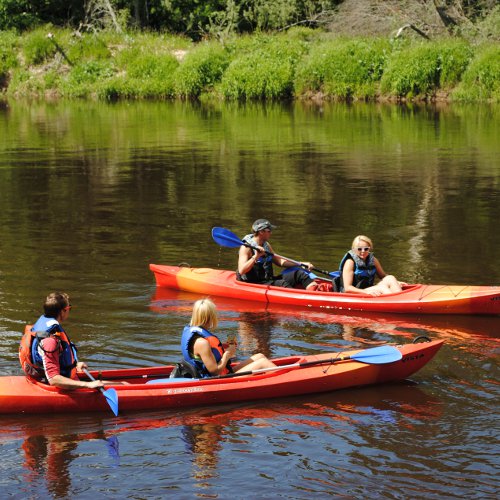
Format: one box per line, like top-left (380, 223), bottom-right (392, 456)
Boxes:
top-left (0, 100), bottom-right (498, 499)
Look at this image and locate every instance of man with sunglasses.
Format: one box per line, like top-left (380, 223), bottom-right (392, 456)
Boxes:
top-left (237, 219), bottom-right (318, 290)
top-left (23, 292), bottom-right (104, 390)
top-left (338, 235), bottom-right (405, 296)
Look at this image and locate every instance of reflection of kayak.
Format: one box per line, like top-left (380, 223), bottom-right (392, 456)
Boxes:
top-left (0, 340), bottom-right (443, 415)
top-left (151, 287), bottom-right (500, 345)
top-left (150, 264), bottom-right (500, 316)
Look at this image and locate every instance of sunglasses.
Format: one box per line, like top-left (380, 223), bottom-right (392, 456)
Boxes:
top-left (357, 247), bottom-right (370, 252)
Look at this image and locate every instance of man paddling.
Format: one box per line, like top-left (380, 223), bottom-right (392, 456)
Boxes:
top-left (19, 292), bottom-right (104, 390)
top-left (237, 219), bottom-right (318, 290)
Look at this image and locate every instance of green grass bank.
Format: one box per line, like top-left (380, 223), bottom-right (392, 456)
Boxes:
top-left (1, 27), bottom-right (499, 103)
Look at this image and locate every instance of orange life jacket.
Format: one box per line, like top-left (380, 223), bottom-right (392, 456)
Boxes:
top-left (19, 324), bottom-right (78, 381)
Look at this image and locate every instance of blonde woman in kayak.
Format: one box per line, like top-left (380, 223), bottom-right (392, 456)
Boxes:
top-left (339, 235), bottom-right (405, 297)
top-left (181, 298), bottom-right (276, 377)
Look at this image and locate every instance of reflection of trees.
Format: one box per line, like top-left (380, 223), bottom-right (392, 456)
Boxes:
top-left (0, 100), bottom-right (499, 287)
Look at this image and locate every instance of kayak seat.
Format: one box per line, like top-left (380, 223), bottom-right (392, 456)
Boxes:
top-left (169, 360), bottom-right (202, 379)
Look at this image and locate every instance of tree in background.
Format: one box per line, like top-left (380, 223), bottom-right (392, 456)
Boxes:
top-left (0, 0), bottom-right (339, 36)
top-left (0, 0), bottom-right (84, 31)
top-left (0, 0), bottom-right (498, 41)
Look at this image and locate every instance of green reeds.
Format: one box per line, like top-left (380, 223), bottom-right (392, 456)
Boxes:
top-left (294, 38), bottom-right (389, 100)
top-left (0, 31), bottom-right (18, 89)
top-left (2, 27), bottom-right (496, 102)
top-left (380, 40), bottom-right (473, 99)
top-left (220, 34), bottom-right (307, 100)
top-left (174, 42), bottom-right (230, 98)
top-left (452, 44), bottom-right (500, 102)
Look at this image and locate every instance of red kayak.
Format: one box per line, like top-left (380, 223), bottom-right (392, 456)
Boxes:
top-left (150, 264), bottom-right (500, 316)
top-left (0, 340), bottom-right (443, 415)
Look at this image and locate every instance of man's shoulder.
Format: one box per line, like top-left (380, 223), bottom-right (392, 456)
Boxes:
top-left (40, 335), bottom-right (60, 349)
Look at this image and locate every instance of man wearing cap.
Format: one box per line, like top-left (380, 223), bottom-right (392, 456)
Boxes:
top-left (237, 219), bottom-right (318, 290)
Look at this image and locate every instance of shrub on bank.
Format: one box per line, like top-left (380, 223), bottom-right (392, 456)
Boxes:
top-left (380, 43), bottom-right (441, 98)
top-left (174, 42), bottom-right (230, 98)
top-left (62, 60), bottom-right (115, 98)
top-left (380, 40), bottom-right (474, 98)
top-left (2, 27), bottom-right (498, 103)
top-left (0, 31), bottom-right (18, 88)
top-left (121, 52), bottom-right (179, 99)
top-left (22, 28), bottom-right (57, 65)
top-left (452, 45), bottom-right (500, 102)
top-left (66, 33), bottom-right (112, 62)
top-left (294, 38), bottom-right (389, 100)
top-left (220, 35), bottom-right (307, 100)
top-left (437, 40), bottom-right (474, 88)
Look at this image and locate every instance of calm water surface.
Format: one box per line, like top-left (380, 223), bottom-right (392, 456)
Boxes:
top-left (0, 100), bottom-right (498, 498)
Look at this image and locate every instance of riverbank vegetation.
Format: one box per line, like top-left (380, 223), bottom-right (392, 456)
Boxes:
top-left (0, 1), bottom-right (499, 103)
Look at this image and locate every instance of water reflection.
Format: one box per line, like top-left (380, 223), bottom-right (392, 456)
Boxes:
top-left (0, 100), bottom-right (498, 497)
top-left (182, 422), bottom-right (222, 483)
top-left (1, 383), bottom-right (443, 497)
top-left (151, 287), bottom-right (500, 356)
top-left (15, 422), bottom-right (119, 498)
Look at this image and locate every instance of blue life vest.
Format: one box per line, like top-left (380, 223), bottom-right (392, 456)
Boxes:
top-left (30, 315), bottom-right (78, 379)
top-left (339, 250), bottom-right (377, 291)
top-left (237, 234), bottom-right (274, 283)
top-left (181, 326), bottom-right (230, 378)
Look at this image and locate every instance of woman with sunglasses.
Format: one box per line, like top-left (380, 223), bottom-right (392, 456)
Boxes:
top-left (338, 235), bottom-right (405, 296)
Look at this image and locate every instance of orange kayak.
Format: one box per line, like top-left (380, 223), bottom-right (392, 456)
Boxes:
top-left (0, 340), bottom-right (443, 415)
top-left (150, 264), bottom-right (500, 316)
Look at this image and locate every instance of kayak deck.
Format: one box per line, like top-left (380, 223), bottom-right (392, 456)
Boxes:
top-left (149, 264), bottom-right (500, 315)
top-left (0, 340), bottom-right (443, 414)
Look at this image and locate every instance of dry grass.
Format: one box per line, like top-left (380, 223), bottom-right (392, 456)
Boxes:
top-left (327, 0), bottom-right (463, 39)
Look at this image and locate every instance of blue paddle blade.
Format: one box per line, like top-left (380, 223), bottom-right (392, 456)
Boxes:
top-left (102, 388), bottom-right (119, 416)
top-left (212, 227), bottom-right (243, 248)
top-left (350, 346), bottom-right (402, 364)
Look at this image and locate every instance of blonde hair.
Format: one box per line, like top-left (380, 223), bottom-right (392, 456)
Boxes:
top-left (351, 235), bottom-right (373, 250)
top-left (190, 298), bottom-right (218, 330)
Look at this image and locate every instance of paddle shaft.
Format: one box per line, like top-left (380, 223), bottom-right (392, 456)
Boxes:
top-left (83, 368), bottom-right (106, 396)
top-left (240, 240), bottom-right (333, 278)
top-left (87, 349), bottom-right (400, 382)
top-left (212, 227), bottom-right (334, 277)
top-left (210, 353), bottom-right (374, 380)
top-left (85, 358), bottom-right (338, 382)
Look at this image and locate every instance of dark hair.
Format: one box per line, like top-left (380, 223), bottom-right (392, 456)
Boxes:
top-left (43, 292), bottom-right (70, 318)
